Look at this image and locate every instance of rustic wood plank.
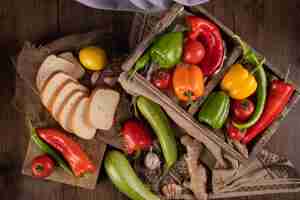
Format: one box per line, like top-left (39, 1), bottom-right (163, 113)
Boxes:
top-left (1, 0), bottom-right (300, 199)
top-left (0, 0), bottom-right (60, 199)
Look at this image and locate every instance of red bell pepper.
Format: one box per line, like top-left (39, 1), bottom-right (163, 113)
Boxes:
top-left (121, 120), bottom-right (153, 154)
top-left (226, 120), bottom-right (245, 141)
top-left (242, 80), bottom-right (295, 144)
top-left (186, 16), bottom-right (224, 76)
top-left (37, 128), bottom-right (96, 177)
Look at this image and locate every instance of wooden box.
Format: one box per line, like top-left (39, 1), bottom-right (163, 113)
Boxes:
top-left (121, 4), bottom-right (300, 163)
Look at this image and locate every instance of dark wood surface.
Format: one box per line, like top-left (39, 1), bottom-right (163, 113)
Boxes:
top-left (0, 0), bottom-right (299, 199)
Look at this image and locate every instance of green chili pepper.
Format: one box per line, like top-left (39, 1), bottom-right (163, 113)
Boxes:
top-left (150, 32), bottom-right (183, 69)
top-left (129, 51), bottom-right (151, 78)
top-left (233, 61), bottom-right (267, 129)
top-left (233, 36), bottom-right (267, 129)
top-left (198, 91), bottom-right (230, 129)
top-left (28, 120), bottom-right (72, 175)
top-left (104, 150), bottom-right (160, 200)
top-left (137, 96), bottom-right (177, 169)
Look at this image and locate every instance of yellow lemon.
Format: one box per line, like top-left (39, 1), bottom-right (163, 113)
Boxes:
top-left (79, 46), bottom-right (108, 71)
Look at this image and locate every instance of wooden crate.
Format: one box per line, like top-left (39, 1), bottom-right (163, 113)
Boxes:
top-left (121, 4), bottom-right (300, 163)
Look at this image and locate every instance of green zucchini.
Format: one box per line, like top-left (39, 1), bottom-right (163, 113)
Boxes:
top-left (136, 96), bottom-right (178, 169)
top-left (104, 150), bottom-right (160, 200)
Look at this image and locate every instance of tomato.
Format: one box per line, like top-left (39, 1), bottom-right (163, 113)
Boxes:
top-left (231, 99), bottom-right (255, 122)
top-left (31, 154), bottom-right (55, 178)
top-left (183, 39), bottom-right (206, 65)
top-left (79, 46), bottom-right (108, 71)
top-left (226, 120), bottom-right (245, 141)
top-left (151, 70), bottom-right (171, 89)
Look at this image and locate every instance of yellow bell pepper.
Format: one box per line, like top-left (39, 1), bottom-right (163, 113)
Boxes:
top-left (221, 64), bottom-right (257, 100)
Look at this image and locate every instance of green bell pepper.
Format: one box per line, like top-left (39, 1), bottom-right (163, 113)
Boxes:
top-left (198, 91), bottom-right (230, 129)
top-left (150, 32), bottom-right (183, 69)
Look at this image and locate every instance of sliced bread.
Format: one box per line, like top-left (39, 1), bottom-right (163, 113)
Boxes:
top-left (40, 72), bottom-right (72, 110)
top-left (87, 88), bottom-right (120, 130)
top-left (51, 80), bottom-right (88, 119)
top-left (58, 52), bottom-right (85, 75)
top-left (36, 54), bottom-right (85, 91)
top-left (69, 97), bottom-right (96, 140)
top-left (57, 91), bottom-right (87, 133)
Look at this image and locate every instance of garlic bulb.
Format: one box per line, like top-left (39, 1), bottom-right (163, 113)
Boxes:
top-left (144, 152), bottom-right (161, 170)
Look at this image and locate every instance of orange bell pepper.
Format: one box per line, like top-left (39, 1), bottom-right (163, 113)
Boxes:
top-left (173, 63), bottom-right (204, 102)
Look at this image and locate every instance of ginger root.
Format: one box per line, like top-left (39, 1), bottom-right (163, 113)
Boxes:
top-left (181, 136), bottom-right (208, 200)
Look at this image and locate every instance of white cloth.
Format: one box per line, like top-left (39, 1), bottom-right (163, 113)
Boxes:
top-left (75, 0), bottom-right (209, 12)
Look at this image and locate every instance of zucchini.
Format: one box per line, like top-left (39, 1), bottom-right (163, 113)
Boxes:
top-left (137, 96), bottom-right (178, 169)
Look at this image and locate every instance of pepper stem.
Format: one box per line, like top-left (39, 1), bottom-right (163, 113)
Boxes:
top-left (184, 91), bottom-right (196, 107)
top-left (132, 96), bottom-right (140, 119)
top-left (285, 66), bottom-right (291, 83)
top-left (250, 58), bottom-right (266, 75)
top-left (133, 150), bottom-right (141, 160)
top-left (233, 35), bottom-right (264, 67)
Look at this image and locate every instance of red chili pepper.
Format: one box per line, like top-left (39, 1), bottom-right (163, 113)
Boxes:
top-left (37, 128), bottom-right (96, 177)
top-left (242, 80), bottom-right (295, 144)
top-left (226, 120), bottom-right (245, 141)
top-left (121, 120), bottom-right (153, 154)
top-left (151, 70), bottom-right (171, 89)
top-left (31, 154), bottom-right (55, 178)
top-left (186, 16), bottom-right (224, 76)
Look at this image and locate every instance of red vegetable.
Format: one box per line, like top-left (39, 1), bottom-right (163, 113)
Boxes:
top-left (226, 120), bottom-right (245, 141)
top-left (231, 99), bottom-right (255, 122)
top-left (31, 154), bottom-right (55, 178)
top-left (37, 128), bottom-right (96, 177)
top-left (242, 80), bottom-right (295, 144)
top-left (151, 70), bottom-right (171, 89)
top-left (186, 16), bottom-right (224, 76)
top-left (183, 39), bottom-right (206, 65)
top-left (121, 120), bottom-right (153, 154)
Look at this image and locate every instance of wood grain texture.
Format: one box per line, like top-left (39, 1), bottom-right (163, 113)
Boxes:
top-left (0, 0), bottom-right (300, 199)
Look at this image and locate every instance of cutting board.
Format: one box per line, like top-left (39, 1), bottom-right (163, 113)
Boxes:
top-left (12, 30), bottom-right (131, 189)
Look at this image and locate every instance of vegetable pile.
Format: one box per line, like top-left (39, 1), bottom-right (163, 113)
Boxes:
top-left (26, 11), bottom-right (297, 200)
top-left (132, 15), bottom-right (225, 104)
top-left (132, 14), bottom-right (295, 145)
top-left (117, 14), bottom-right (296, 200)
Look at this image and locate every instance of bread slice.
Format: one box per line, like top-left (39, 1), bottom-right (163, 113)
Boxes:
top-left (40, 72), bottom-right (72, 110)
top-left (57, 91), bottom-right (87, 132)
top-left (87, 88), bottom-right (120, 130)
top-left (58, 52), bottom-right (85, 75)
top-left (36, 54), bottom-right (85, 91)
top-left (51, 80), bottom-right (88, 119)
top-left (69, 97), bottom-right (96, 140)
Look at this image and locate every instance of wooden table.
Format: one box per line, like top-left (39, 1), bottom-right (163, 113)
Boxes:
top-left (0, 0), bottom-right (299, 199)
